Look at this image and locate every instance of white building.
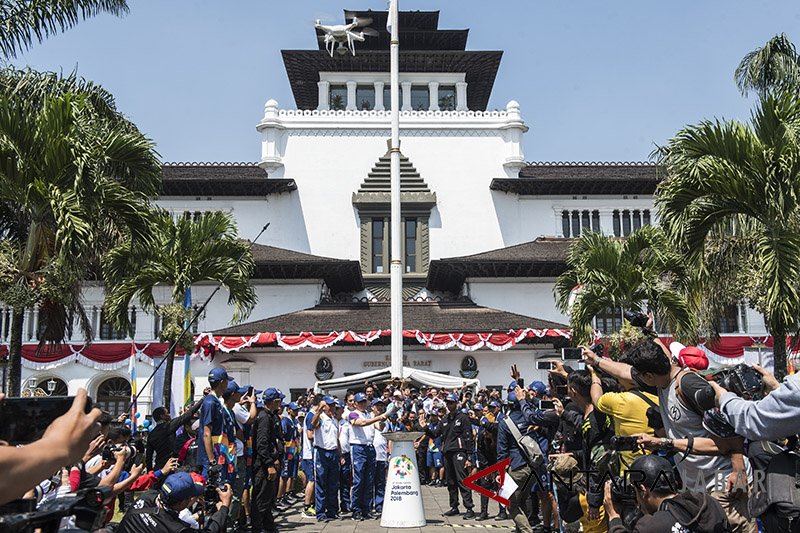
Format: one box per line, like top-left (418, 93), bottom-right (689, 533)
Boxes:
top-left (0, 9), bottom-right (770, 415)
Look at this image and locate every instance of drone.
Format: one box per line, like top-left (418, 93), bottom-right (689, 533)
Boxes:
top-left (315, 16), bottom-right (379, 57)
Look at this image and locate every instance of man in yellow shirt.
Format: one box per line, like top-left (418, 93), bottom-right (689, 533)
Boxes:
top-left (587, 355), bottom-right (660, 472)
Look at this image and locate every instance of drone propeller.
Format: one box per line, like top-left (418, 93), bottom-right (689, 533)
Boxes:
top-left (360, 27), bottom-right (379, 37)
top-left (341, 13), bottom-right (374, 28)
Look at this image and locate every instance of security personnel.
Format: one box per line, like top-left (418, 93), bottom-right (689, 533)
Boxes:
top-left (347, 392), bottom-right (388, 521)
top-left (422, 392), bottom-right (476, 519)
top-left (311, 396), bottom-right (340, 521)
top-left (251, 387), bottom-right (285, 533)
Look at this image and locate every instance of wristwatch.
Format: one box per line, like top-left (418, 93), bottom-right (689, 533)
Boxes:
top-left (660, 438), bottom-right (674, 451)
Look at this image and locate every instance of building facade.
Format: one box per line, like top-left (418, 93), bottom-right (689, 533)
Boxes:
top-left (0, 9), bottom-right (771, 414)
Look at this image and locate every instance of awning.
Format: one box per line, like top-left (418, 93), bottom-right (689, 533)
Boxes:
top-left (314, 366), bottom-right (480, 393)
top-left (194, 328), bottom-right (571, 356)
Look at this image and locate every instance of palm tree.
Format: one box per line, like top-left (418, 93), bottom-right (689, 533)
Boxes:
top-left (0, 0), bottom-right (129, 58)
top-left (0, 77), bottom-right (160, 394)
top-left (102, 210), bottom-right (257, 409)
top-left (735, 33), bottom-right (800, 97)
top-left (656, 91), bottom-right (800, 379)
top-left (553, 227), bottom-right (694, 345)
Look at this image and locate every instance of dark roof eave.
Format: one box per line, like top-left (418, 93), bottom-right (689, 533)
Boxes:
top-left (490, 178), bottom-right (658, 196)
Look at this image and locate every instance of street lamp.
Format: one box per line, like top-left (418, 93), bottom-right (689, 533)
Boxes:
top-left (26, 377), bottom-right (36, 391)
top-left (47, 379), bottom-right (56, 395)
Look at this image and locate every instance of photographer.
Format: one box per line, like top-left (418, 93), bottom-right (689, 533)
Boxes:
top-left (0, 390), bottom-right (102, 505)
top-left (589, 339), bottom-right (753, 532)
top-left (709, 365), bottom-right (800, 441)
top-left (118, 471), bottom-right (232, 533)
top-left (604, 455), bottom-right (729, 533)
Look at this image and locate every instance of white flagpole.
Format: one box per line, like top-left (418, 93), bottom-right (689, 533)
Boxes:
top-left (389, 0), bottom-right (403, 378)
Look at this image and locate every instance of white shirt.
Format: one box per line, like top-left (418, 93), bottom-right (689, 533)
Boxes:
top-left (313, 412), bottom-right (339, 451)
top-left (339, 420), bottom-right (352, 454)
top-left (348, 409), bottom-right (375, 445)
top-left (373, 423), bottom-right (388, 462)
top-left (232, 404), bottom-right (250, 457)
top-left (302, 410), bottom-right (315, 460)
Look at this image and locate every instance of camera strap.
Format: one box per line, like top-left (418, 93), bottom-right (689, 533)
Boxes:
top-left (629, 390), bottom-right (658, 410)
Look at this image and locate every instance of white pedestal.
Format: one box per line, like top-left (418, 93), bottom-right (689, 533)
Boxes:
top-left (380, 431), bottom-right (426, 528)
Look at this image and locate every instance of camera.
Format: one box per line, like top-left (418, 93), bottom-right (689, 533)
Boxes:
top-left (591, 343), bottom-right (605, 357)
top-left (624, 310), bottom-right (649, 328)
top-left (204, 465), bottom-right (224, 504)
top-left (646, 406), bottom-right (664, 430)
top-left (102, 439), bottom-right (145, 462)
top-left (0, 487), bottom-right (110, 533)
top-left (712, 364), bottom-right (764, 401)
top-left (609, 435), bottom-right (639, 452)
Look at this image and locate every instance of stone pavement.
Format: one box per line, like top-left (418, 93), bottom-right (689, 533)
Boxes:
top-left (273, 483), bottom-right (515, 532)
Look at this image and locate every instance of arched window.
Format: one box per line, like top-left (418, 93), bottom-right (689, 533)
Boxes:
top-left (36, 378), bottom-right (68, 396)
top-left (97, 377), bottom-right (131, 417)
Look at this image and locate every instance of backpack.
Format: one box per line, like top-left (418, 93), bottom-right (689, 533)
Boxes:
top-left (749, 448), bottom-right (800, 524)
top-left (502, 414), bottom-right (544, 470)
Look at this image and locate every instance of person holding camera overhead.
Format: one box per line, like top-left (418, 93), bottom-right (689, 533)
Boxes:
top-left (117, 471), bottom-right (233, 533)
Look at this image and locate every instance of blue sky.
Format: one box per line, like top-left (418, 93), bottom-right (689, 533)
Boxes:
top-left (12, 1), bottom-right (800, 163)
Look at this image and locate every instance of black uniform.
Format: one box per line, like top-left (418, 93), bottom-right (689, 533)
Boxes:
top-left (251, 408), bottom-right (284, 532)
top-left (426, 410), bottom-right (475, 511)
top-left (147, 399), bottom-right (204, 471)
top-left (117, 494), bottom-right (228, 533)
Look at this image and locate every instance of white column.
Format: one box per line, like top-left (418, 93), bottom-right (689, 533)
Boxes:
top-left (317, 80), bottom-right (330, 111)
top-left (428, 81), bottom-right (439, 111)
top-left (374, 81), bottom-right (385, 111)
top-left (346, 81), bottom-right (358, 111)
top-left (389, 1), bottom-right (403, 379)
top-left (401, 81), bottom-right (412, 111)
top-left (599, 208), bottom-right (615, 236)
top-left (456, 81), bottom-right (468, 111)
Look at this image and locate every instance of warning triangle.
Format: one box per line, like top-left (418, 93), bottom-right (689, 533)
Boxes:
top-left (463, 458), bottom-right (512, 507)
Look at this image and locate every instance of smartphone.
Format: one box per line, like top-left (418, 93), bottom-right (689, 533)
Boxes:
top-left (0, 396), bottom-right (92, 445)
top-left (536, 360), bottom-right (556, 371)
top-left (539, 400), bottom-right (555, 410)
top-left (562, 347), bottom-right (583, 361)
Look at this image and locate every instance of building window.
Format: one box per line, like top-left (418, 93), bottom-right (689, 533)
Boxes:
top-left (356, 86), bottom-right (375, 111)
top-left (329, 84), bottom-right (347, 111)
top-left (99, 308), bottom-right (129, 341)
top-left (372, 219), bottom-right (385, 273)
top-left (367, 217), bottom-right (425, 274)
top-left (595, 307), bottom-right (623, 334)
top-left (561, 210), bottom-right (601, 237)
top-left (383, 86), bottom-right (393, 110)
top-left (96, 377), bottom-right (131, 417)
top-left (410, 86), bottom-right (429, 111)
top-left (438, 85), bottom-right (456, 111)
top-left (718, 303), bottom-right (741, 333)
top-left (613, 209), bottom-right (652, 237)
top-left (405, 218), bottom-right (418, 273)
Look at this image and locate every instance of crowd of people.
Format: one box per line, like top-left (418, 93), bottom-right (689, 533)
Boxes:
top-left (2, 332), bottom-right (800, 533)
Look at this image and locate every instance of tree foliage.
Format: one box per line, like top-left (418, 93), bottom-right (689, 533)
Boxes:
top-left (735, 33), bottom-right (800, 97)
top-left (553, 227), bottom-right (694, 345)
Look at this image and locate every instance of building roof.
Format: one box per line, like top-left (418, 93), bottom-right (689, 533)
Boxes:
top-left (250, 244), bottom-right (363, 293)
top-left (491, 162), bottom-right (660, 196)
top-left (161, 163), bottom-right (296, 197)
top-left (282, 49), bottom-right (502, 112)
top-left (352, 150), bottom-right (436, 209)
top-left (427, 238), bottom-right (572, 293)
top-left (213, 300), bottom-right (568, 337)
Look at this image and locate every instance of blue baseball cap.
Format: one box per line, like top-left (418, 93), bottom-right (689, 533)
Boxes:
top-left (208, 367), bottom-right (229, 385)
top-left (445, 393), bottom-right (459, 403)
top-left (474, 403), bottom-right (483, 410)
top-left (372, 398), bottom-right (386, 406)
top-left (508, 380), bottom-right (519, 391)
top-left (160, 472), bottom-right (204, 503)
top-left (335, 399), bottom-right (345, 408)
top-left (263, 388), bottom-right (285, 401)
top-left (507, 391), bottom-right (519, 403)
top-left (489, 400), bottom-right (500, 408)
top-left (222, 380), bottom-right (240, 399)
top-left (354, 392), bottom-right (367, 403)
top-left (288, 401), bottom-right (300, 410)
top-left (323, 395), bottom-right (336, 405)
top-left (529, 381), bottom-right (547, 395)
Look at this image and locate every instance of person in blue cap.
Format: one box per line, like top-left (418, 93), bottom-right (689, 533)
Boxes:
top-left (311, 395), bottom-right (340, 521)
top-left (117, 471), bottom-right (232, 533)
top-left (197, 368), bottom-right (232, 481)
top-left (334, 399), bottom-right (352, 515)
top-left (277, 402), bottom-right (300, 508)
top-left (420, 393), bottom-right (476, 519)
top-left (347, 391), bottom-right (389, 521)
top-left (251, 387), bottom-right (285, 533)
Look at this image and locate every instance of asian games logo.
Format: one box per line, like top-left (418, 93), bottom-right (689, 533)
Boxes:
top-left (392, 455), bottom-right (414, 479)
